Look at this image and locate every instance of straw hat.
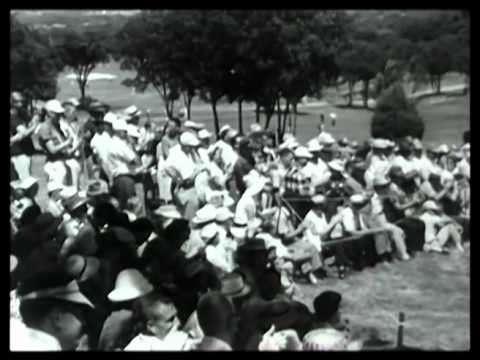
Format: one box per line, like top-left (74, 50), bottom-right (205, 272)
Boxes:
top-left (192, 204), bottom-right (217, 225)
top-left (184, 120), bottom-right (205, 131)
top-left (312, 194), bottom-right (327, 205)
top-left (294, 146), bottom-right (313, 159)
top-left (307, 139), bottom-right (323, 153)
top-left (86, 179), bottom-right (109, 197)
top-left (10, 177), bottom-right (38, 191)
top-left (370, 138), bottom-right (389, 149)
top-left (350, 194), bottom-right (367, 205)
top-left (328, 159), bottom-right (346, 174)
top-left (215, 207), bottom-right (234, 223)
top-left (198, 129), bottom-right (212, 140)
top-left (124, 105), bottom-right (142, 118)
top-left (303, 328), bottom-right (350, 351)
top-left (200, 222), bottom-right (219, 242)
top-left (44, 99), bottom-right (65, 114)
top-left (219, 125), bottom-right (232, 138)
top-left (103, 112), bottom-right (118, 125)
top-left (20, 280), bottom-right (94, 308)
top-left (126, 124), bottom-right (141, 138)
top-left (107, 269), bottom-right (153, 303)
top-left (422, 200), bottom-right (441, 212)
top-left (179, 132), bottom-right (200, 147)
top-left (436, 144), bottom-right (449, 154)
top-left (153, 204), bottom-right (182, 219)
top-left (318, 132), bottom-right (336, 146)
top-left (230, 219), bottom-right (248, 239)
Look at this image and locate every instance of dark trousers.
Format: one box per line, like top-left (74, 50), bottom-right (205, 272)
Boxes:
top-left (396, 217), bottom-right (425, 253)
top-left (328, 234), bottom-right (377, 268)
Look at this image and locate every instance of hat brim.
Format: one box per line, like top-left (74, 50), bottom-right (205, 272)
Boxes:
top-left (78, 257), bottom-right (101, 283)
top-left (154, 208), bottom-right (182, 219)
top-left (108, 284), bottom-right (153, 303)
top-left (223, 283), bottom-right (251, 299)
top-left (53, 291), bottom-right (95, 308)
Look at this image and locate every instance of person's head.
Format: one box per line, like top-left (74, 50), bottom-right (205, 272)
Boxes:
top-left (129, 218), bottom-right (154, 246)
top-left (137, 291), bottom-right (180, 339)
top-left (20, 298), bottom-right (89, 350)
top-left (373, 177), bottom-right (392, 195)
top-left (311, 194), bottom-right (327, 215)
top-left (349, 194), bottom-right (370, 213)
top-left (91, 201), bottom-right (120, 228)
top-left (198, 129), bottom-right (212, 148)
top-left (398, 139), bottom-right (412, 158)
top-left (313, 290), bottom-right (342, 325)
top-left (11, 91), bottom-right (25, 110)
top-left (44, 100), bottom-right (65, 125)
top-left (294, 147), bottom-right (313, 167)
top-left (166, 117), bottom-right (181, 138)
top-left (278, 148), bottom-right (294, 168)
top-left (258, 268), bottom-right (282, 301)
top-left (197, 291), bottom-right (237, 342)
top-left (428, 173), bottom-right (442, 188)
top-left (164, 219), bottom-right (191, 250)
top-left (319, 148), bottom-right (333, 162)
top-left (179, 132), bottom-right (200, 155)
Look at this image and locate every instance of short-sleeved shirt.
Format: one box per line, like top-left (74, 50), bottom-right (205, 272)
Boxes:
top-left (10, 111), bottom-right (35, 157)
top-left (37, 121), bottom-right (70, 162)
top-left (342, 207), bottom-right (367, 233)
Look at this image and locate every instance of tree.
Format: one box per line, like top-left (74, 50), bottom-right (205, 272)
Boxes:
top-left (56, 29), bottom-right (110, 101)
top-left (371, 83), bottom-right (424, 140)
top-left (11, 14), bottom-right (63, 110)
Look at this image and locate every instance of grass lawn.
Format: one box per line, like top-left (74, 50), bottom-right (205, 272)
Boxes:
top-left (296, 244), bottom-right (470, 350)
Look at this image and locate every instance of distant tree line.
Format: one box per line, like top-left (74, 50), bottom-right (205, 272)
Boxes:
top-left (11, 10), bottom-right (469, 140)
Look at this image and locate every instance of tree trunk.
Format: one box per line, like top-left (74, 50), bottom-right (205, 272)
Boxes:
top-left (255, 103), bottom-right (260, 123)
top-left (293, 102), bottom-right (298, 135)
top-left (281, 100), bottom-right (290, 140)
top-left (211, 99), bottom-right (220, 139)
top-left (183, 92), bottom-right (193, 120)
top-left (79, 80), bottom-right (87, 103)
top-left (436, 76), bottom-right (442, 94)
top-left (348, 81), bottom-right (354, 106)
top-left (276, 96), bottom-right (282, 143)
top-left (238, 99), bottom-right (243, 135)
top-left (363, 79), bottom-right (370, 108)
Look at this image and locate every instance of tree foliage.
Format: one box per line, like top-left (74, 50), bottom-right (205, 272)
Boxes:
top-left (11, 14), bottom-right (63, 105)
top-left (55, 29), bottom-right (110, 101)
top-left (371, 83), bottom-right (424, 140)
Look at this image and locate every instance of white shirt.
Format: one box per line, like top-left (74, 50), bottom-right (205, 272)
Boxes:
top-left (392, 155), bottom-right (415, 175)
top-left (124, 331), bottom-right (192, 351)
top-left (210, 140), bottom-right (238, 172)
top-left (235, 192), bottom-right (257, 224)
top-left (302, 210), bottom-right (328, 251)
top-left (342, 207), bottom-right (367, 232)
top-left (108, 136), bottom-right (137, 178)
top-left (365, 154), bottom-right (391, 189)
top-left (91, 132), bottom-right (115, 179)
top-left (311, 158), bottom-right (331, 187)
top-left (205, 243), bottom-right (235, 273)
top-left (454, 158), bottom-right (470, 180)
top-left (165, 144), bottom-right (200, 181)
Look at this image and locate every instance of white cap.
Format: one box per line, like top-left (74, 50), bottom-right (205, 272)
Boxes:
top-left (198, 129), bottom-right (212, 140)
top-left (371, 138), bottom-right (389, 149)
top-left (219, 125), bottom-right (231, 137)
top-left (113, 118), bottom-right (128, 132)
top-left (124, 105), bottom-right (141, 116)
top-left (318, 132), bottom-right (336, 145)
top-left (436, 144), bottom-right (449, 154)
top-left (307, 139), bottom-right (322, 153)
top-left (127, 124), bottom-right (140, 138)
top-left (329, 112), bottom-right (337, 119)
top-left (250, 123), bottom-right (263, 133)
top-left (179, 132), bottom-right (200, 147)
top-left (103, 112), bottom-right (118, 124)
top-left (64, 98), bottom-right (80, 107)
top-left (294, 146), bottom-right (313, 159)
top-left (350, 194), bottom-right (367, 204)
top-left (45, 100), bottom-right (65, 114)
top-left (328, 159), bottom-right (345, 173)
top-left (200, 222), bottom-right (219, 241)
top-left (312, 194), bottom-right (326, 204)
top-left (184, 120), bottom-right (205, 130)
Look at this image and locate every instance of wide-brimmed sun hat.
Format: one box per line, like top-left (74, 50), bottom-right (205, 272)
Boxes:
top-left (307, 139), bottom-right (323, 153)
top-left (124, 105), bottom-right (142, 118)
top-left (215, 207), bottom-right (234, 223)
top-left (312, 194), bottom-right (327, 205)
top-left (179, 131), bottom-right (200, 147)
top-left (107, 269), bottom-right (154, 303)
top-left (86, 179), bottom-right (109, 197)
top-left (422, 200), bottom-right (441, 212)
top-left (350, 194), bottom-right (368, 206)
top-left (200, 222), bottom-right (219, 242)
top-left (62, 193), bottom-right (88, 213)
top-left (198, 129), bottom-right (212, 140)
top-left (294, 146), bottom-right (313, 159)
top-left (184, 120), bottom-right (205, 131)
top-left (44, 99), bottom-right (65, 114)
top-left (318, 132), bottom-right (336, 146)
top-left (20, 280), bottom-right (95, 308)
top-left (328, 159), bottom-right (346, 174)
top-left (192, 204), bottom-right (217, 225)
top-left (154, 204), bottom-right (182, 219)
top-left (370, 138), bottom-right (389, 149)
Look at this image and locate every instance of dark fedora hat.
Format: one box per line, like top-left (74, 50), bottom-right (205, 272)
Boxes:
top-left (62, 193), bottom-right (88, 214)
top-left (86, 179), bottom-right (109, 197)
top-left (220, 272), bottom-right (251, 299)
top-left (241, 238), bottom-right (268, 253)
top-left (313, 290), bottom-right (342, 322)
top-left (64, 255), bottom-right (101, 283)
